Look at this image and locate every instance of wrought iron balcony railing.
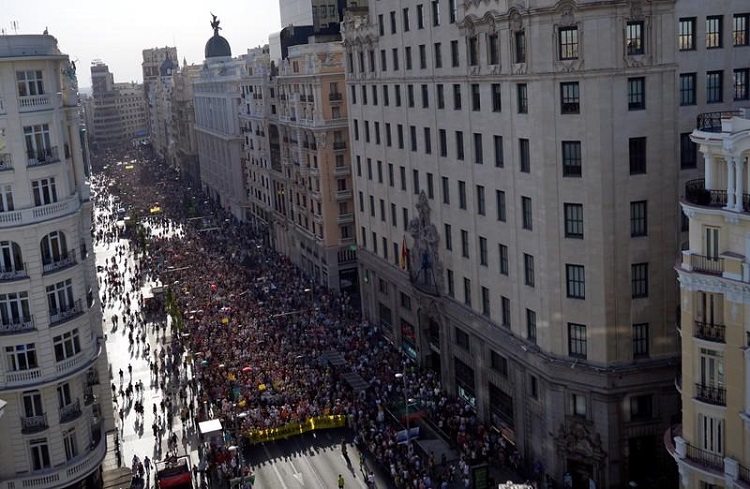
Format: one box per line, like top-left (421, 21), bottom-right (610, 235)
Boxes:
top-left (694, 383), bottom-right (726, 406)
top-left (21, 413), bottom-right (48, 433)
top-left (694, 321), bottom-right (725, 343)
top-left (59, 399), bottom-right (82, 424)
top-left (42, 249), bottom-right (77, 274)
top-left (27, 146), bottom-right (60, 167)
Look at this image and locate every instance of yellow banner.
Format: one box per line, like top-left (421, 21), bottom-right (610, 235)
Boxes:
top-left (244, 415), bottom-right (346, 444)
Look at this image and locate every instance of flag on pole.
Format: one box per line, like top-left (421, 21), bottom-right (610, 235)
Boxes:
top-left (400, 237), bottom-right (408, 270)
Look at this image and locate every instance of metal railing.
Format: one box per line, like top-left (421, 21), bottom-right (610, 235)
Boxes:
top-left (49, 299), bottom-right (83, 326)
top-left (690, 254), bottom-right (724, 275)
top-left (697, 111), bottom-right (742, 132)
top-left (694, 321), bottom-right (725, 343)
top-left (684, 179), bottom-right (729, 208)
top-left (0, 315), bottom-right (34, 335)
top-left (27, 146), bottom-right (60, 167)
top-left (695, 383), bottom-right (726, 406)
top-left (0, 153), bottom-right (12, 171)
top-left (59, 399), bottom-right (82, 423)
top-left (42, 249), bottom-right (77, 274)
top-left (21, 413), bottom-right (48, 434)
top-left (0, 262), bottom-right (28, 281)
top-left (739, 463), bottom-right (750, 484)
top-left (333, 141), bottom-right (347, 150)
top-left (329, 92), bottom-right (342, 101)
top-left (685, 442), bottom-right (724, 471)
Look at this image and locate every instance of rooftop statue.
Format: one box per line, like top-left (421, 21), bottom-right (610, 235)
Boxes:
top-left (210, 13), bottom-right (221, 32)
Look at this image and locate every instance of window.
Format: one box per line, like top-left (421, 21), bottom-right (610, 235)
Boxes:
top-left (388, 163), bottom-right (394, 186)
top-left (521, 196), bottom-right (532, 230)
top-left (491, 83), bottom-right (501, 112)
top-left (678, 17), bottom-right (696, 50)
top-left (378, 14), bottom-right (384, 36)
top-left (402, 208), bottom-right (409, 230)
top-left (30, 439), bottom-right (51, 471)
top-left (519, 138), bottom-right (530, 173)
top-left (471, 84), bottom-right (480, 111)
top-left (559, 26), bottom-right (579, 60)
top-left (626, 21), bottom-right (644, 55)
top-left (456, 327), bottom-right (470, 350)
top-left (493, 136), bottom-right (504, 167)
top-left (447, 269), bottom-right (454, 297)
top-left (561, 141), bottom-right (582, 177)
top-left (463, 278), bottom-right (472, 306)
top-left (469, 36), bottom-right (479, 66)
top-left (735, 69), bottom-right (749, 101)
top-left (417, 4), bottom-right (425, 29)
top-left (432, 0), bottom-right (441, 26)
top-left (1, 291), bottom-right (31, 326)
top-left (407, 84), bottom-right (415, 107)
top-left (514, 31), bottom-right (526, 63)
top-left (529, 375), bottom-right (539, 399)
top-left (449, 0), bottom-right (457, 23)
top-left (560, 82), bottom-right (580, 114)
top-left (633, 323), bottom-right (649, 357)
top-left (501, 296), bottom-right (511, 327)
top-left (24, 124), bottom-right (53, 164)
top-left (628, 77), bottom-right (645, 110)
top-left (63, 429), bottom-right (78, 461)
top-left (568, 323), bottom-right (587, 359)
top-left (631, 263), bottom-right (649, 298)
top-left (397, 124), bottom-right (404, 148)
top-left (384, 85), bottom-right (390, 107)
top-left (437, 84), bottom-right (445, 109)
top-left (22, 391), bottom-right (43, 419)
top-left (421, 84), bottom-right (429, 108)
top-left (474, 133), bottom-right (483, 165)
top-left (400, 292), bottom-right (412, 310)
top-left (517, 84), bottom-right (528, 113)
top-left (700, 414), bottom-right (724, 456)
top-left (458, 181), bottom-right (467, 209)
top-left (680, 73), bottom-right (696, 106)
top-left (523, 253), bottom-right (535, 287)
top-left (444, 224), bottom-right (452, 250)
top-left (453, 84), bottom-right (462, 109)
top-left (439, 129), bottom-right (447, 156)
top-left (706, 16), bottom-right (723, 49)
top-left (526, 309), bottom-right (537, 343)
top-left (495, 190), bottom-right (506, 221)
top-left (362, 85), bottom-right (368, 105)
top-left (488, 33), bottom-right (499, 65)
top-left (571, 393), bottom-right (587, 417)
top-left (16, 70), bottom-right (45, 97)
top-left (707, 71), bottom-right (724, 103)
top-left (390, 11), bottom-right (397, 34)
top-left (403, 8), bottom-right (410, 32)
top-left (734, 13), bottom-right (749, 46)
top-left (0, 184), bottom-right (14, 212)
top-left (479, 236), bottom-right (488, 266)
top-left (392, 48), bottom-right (400, 71)
top-left (450, 40), bottom-right (459, 67)
top-left (499, 244), bottom-right (509, 275)
top-left (427, 172), bottom-right (434, 198)
top-left (442, 177), bottom-right (450, 204)
top-left (461, 230), bottom-right (469, 258)
top-left (47, 279), bottom-right (75, 317)
top-left (564, 203), bottom-right (584, 239)
top-left (391, 203), bottom-right (397, 225)
top-left (379, 199), bottom-right (386, 222)
top-left (0, 240), bottom-right (24, 274)
top-left (410, 125), bottom-right (417, 151)
top-left (367, 159), bottom-right (373, 180)
top-left (5, 343), bottom-right (37, 371)
top-left (566, 264), bottom-right (585, 299)
top-left (456, 131), bottom-right (464, 161)
top-left (413, 169), bottom-right (420, 194)
top-left (482, 288), bottom-right (492, 317)
top-left (476, 185), bottom-right (485, 215)
top-left (629, 137), bottom-right (647, 174)
top-left (630, 201), bottom-right (647, 237)
top-left (680, 132), bottom-right (697, 170)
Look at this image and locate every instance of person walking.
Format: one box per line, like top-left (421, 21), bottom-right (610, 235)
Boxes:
top-left (338, 474), bottom-right (345, 488)
top-left (144, 456), bottom-right (151, 478)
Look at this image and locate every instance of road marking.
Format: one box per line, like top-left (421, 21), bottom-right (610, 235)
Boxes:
top-left (262, 444), bottom-right (290, 489)
top-left (289, 460), bottom-right (303, 485)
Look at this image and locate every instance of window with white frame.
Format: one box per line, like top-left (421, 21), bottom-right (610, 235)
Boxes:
top-left (0, 291), bottom-right (31, 326)
top-left (29, 438), bottom-right (51, 471)
top-left (47, 279), bottom-right (75, 316)
top-left (31, 178), bottom-right (58, 206)
top-left (564, 203), bottom-right (583, 238)
top-left (0, 184), bottom-right (14, 212)
top-left (558, 26), bottom-right (579, 60)
top-left (22, 390), bottom-right (43, 418)
top-left (16, 70), bottom-right (45, 97)
top-left (57, 382), bottom-right (72, 407)
top-left (571, 393), bottom-right (587, 417)
top-left (568, 323), bottom-right (587, 359)
top-left (0, 240), bottom-right (23, 273)
top-left (53, 329), bottom-right (81, 362)
top-left (40, 231), bottom-right (67, 265)
top-left (63, 428), bottom-right (78, 460)
top-left (6, 343), bottom-right (37, 371)
top-left (566, 264), bottom-right (585, 299)
top-left (700, 414), bottom-right (724, 455)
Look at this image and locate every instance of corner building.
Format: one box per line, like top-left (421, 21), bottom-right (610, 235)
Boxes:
top-left (0, 34), bottom-right (113, 488)
top-left (341, 0), bottom-right (713, 486)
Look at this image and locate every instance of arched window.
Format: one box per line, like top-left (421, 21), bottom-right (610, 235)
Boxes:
top-left (40, 231), bottom-right (67, 266)
top-left (0, 241), bottom-right (24, 274)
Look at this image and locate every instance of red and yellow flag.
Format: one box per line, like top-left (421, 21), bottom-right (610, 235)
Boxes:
top-left (400, 238), bottom-right (408, 270)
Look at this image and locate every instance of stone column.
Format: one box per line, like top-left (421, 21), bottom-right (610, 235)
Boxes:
top-left (704, 152), bottom-right (714, 188)
top-left (727, 158), bottom-right (736, 209)
top-left (734, 155), bottom-right (744, 212)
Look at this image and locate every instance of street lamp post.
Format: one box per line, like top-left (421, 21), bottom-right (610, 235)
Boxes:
top-left (395, 373), bottom-right (413, 453)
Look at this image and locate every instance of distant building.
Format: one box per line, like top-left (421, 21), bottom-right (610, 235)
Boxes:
top-left (149, 53), bottom-right (177, 162)
top-left (142, 46), bottom-right (178, 140)
top-left (172, 61), bottom-right (202, 184)
top-left (114, 82), bottom-right (149, 145)
top-left (0, 32), bottom-right (113, 489)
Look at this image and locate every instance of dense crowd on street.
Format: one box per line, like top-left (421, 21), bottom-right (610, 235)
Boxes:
top-left (93, 148), bottom-right (531, 488)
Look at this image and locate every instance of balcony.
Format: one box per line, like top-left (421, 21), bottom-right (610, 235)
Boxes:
top-left (310, 166), bottom-right (320, 176)
top-left (0, 316), bottom-right (35, 335)
top-left (0, 263), bottom-right (28, 282)
top-left (21, 413), bottom-right (48, 434)
top-left (27, 146), bottom-right (61, 167)
top-left (329, 92), bottom-right (343, 101)
top-left (18, 94), bottom-right (52, 112)
top-left (695, 383), bottom-right (726, 406)
top-left (686, 443), bottom-right (724, 472)
top-left (337, 213), bottom-right (354, 224)
top-left (43, 250), bottom-right (77, 274)
top-left (333, 141), bottom-right (347, 150)
top-left (59, 399), bottom-right (82, 424)
top-left (688, 253), bottom-right (724, 275)
top-left (6, 367), bottom-right (42, 386)
top-left (334, 165), bottom-right (351, 177)
top-left (84, 386), bottom-right (98, 406)
top-left (49, 299), bottom-right (84, 327)
top-left (0, 193), bottom-right (81, 229)
top-left (696, 111), bottom-right (743, 133)
top-left (694, 321), bottom-right (725, 343)
top-left (335, 189), bottom-right (353, 200)
top-left (684, 178), bottom-right (733, 209)
top-left (0, 153), bottom-right (12, 171)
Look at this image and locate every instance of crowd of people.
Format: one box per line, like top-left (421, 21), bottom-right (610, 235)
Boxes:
top-left (93, 147), bottom-right (531, 488)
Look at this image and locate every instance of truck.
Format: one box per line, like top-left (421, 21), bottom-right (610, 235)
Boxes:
top-left (156, 456), bottom-right (193, 489)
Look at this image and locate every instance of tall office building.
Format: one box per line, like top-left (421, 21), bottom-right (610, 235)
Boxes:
top-left (343, 0), bottom-right (747, 486)
top-left (0, 33), bottom-right (113, 488)
top-left (89, 61), bottom-right (123, 149)
top-left (279, 0), bottom-right (368, 30)
top-left (142, 46), bottom-right (178, 141)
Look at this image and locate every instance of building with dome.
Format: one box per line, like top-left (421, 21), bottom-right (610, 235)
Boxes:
top-left (149, 53), bottom-right (178, 162)
top-left (0, 33), bottom-right (114, 488)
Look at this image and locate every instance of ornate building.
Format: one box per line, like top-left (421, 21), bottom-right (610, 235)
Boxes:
top-left (0, 33), bottom-right (113, 488)
top-left (342, 0), bottom-right (748, 486)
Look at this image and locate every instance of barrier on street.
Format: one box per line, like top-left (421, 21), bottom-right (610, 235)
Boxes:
top-left (244, 414), bottom-right (346, 444)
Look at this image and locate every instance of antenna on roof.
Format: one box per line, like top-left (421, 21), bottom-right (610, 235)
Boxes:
top-left (11, 21), bottom-right (19, 34)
